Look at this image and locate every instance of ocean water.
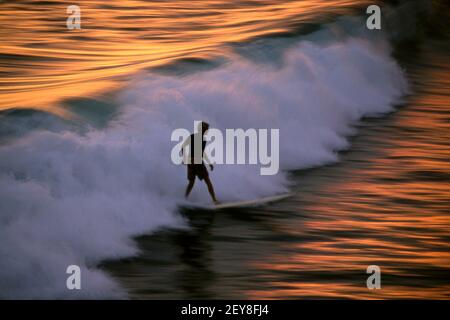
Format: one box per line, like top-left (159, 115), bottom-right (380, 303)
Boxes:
top-left (0, 0), bottom-right (449, 299)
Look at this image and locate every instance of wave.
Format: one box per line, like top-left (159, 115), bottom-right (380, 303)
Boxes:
top-left (0, 18), bottom-right (408, 298)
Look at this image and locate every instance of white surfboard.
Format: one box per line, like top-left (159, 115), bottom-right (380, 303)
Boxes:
top-left (181, 193), bottom-right (293, 210)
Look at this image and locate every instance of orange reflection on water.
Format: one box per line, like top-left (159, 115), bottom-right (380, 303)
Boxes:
top-left (247, 282), bottom-right (450, 299)
top-left (0, 0), bottom-right (371, 113)
top-left (246, 47), bottom-right (450, 299)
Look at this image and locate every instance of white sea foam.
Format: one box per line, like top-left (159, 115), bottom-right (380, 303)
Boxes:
top-left (0, 26), bottom-right (408, 298)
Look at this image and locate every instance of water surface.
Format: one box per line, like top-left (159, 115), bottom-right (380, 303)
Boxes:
top-left (105, 35), bottom-right (450, 299)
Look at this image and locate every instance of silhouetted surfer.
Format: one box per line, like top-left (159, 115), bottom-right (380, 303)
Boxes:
top-left (181, 121), bottom-right (219, 204)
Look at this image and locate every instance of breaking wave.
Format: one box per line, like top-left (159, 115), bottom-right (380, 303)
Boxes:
top-left (0, 19), bottom-right (408, 298)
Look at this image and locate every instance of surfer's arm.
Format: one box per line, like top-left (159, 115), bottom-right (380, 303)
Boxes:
top-left (203, 152), bottom-right (214, 170)
top-left (180, 137), bottom-right (191, 164)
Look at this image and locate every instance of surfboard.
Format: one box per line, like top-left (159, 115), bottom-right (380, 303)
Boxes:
top-left (181, 193), bottom-right (293, 211)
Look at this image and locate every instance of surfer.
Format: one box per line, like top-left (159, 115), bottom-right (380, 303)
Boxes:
top-left (181, 121), bottom-right (219, 204)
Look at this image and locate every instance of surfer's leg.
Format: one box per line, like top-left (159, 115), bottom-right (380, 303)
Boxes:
top-left (204, 176), bottom-right (218, 204)
top-left (185, 164), bottom-right (196, 198)
top-left (185, 179), bottom-right (195, 198)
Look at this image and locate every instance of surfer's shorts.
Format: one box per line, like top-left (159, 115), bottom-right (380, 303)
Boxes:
top-left (187, 164), bottom-right (209, 181)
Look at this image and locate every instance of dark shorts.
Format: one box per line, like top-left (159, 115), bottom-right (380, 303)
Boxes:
top-left (187, 163), bottom-right (209, 181)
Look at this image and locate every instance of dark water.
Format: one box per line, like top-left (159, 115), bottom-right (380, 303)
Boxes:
top-left (105, 31), bottom-right (450, 299)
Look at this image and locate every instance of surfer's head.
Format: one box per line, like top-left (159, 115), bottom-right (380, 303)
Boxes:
top-left (197, 121), bottom-right (210, 135)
